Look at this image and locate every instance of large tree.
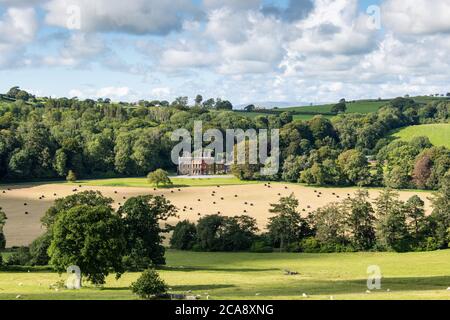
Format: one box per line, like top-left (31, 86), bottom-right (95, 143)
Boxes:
top-left (267, 194), bottom-right (311, 251)
top-left (0, 209), bottom-right (7, 250)
top-left (118, 195), bottom-right (177, 269)
top-left (343, 190), bottom-right (376, 250)
top-left (48, 205), bottom-right (126, 285)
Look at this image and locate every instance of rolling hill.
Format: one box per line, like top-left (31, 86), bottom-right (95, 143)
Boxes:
top-left (392, 124), bottom-right (450, 149)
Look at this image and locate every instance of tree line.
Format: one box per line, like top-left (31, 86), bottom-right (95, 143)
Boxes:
top-left (0, 88), bottom-right (449, 190)
top-left (171, 175), bottom-right (449, 254)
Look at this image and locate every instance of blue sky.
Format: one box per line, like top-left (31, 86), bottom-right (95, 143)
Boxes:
top-left (1, 0), bottom-right (449, 106)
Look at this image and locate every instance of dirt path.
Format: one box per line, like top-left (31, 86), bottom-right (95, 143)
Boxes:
top-left (0, 183), bottom-right (434, 247)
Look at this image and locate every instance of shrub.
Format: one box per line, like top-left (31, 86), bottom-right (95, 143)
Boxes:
top-left (250, 240), bottom-right (273, 253)
top-left (131, 269), bottom-right (168, 300)
top-left (299, 237), bottom-right (321, 253)
top-left (66, 170), bottom-right (77, 182)
top-left (6, 247), bottom-right (32, 266)
top-left (170, 220), bottom-right (197, 250)
top-left (0, 233), bottom-right (5, 251)
top-left (29, 233), bottom-right (52, 266)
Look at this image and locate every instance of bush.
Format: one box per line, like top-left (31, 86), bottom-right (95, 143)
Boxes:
top-left (170, 220), bottom-right (197, 250)
top-left (29, 233), bottom-right (51, 266)
top-left (6, 247), bottom-right (32, 266)
top-left (250, 240), bottom-right (273, 253)
top-left (131, 269), bottom-right (168, 300)
top-left (0, 233), bottom-right (5, 251)
top-left (300, 237), bottom-right (321, 253)
top-left (66, 170), bottom-right (77, 182)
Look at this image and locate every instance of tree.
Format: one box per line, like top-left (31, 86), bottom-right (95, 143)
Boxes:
top-left (196, 215), bottom-right (226, 251)
top-left (428, 173), bottom-right (450, 249)
top-left (29, 232), bottom-right (52, 266)
top-left (147, 169), bottom-right (172, 187)
top-left (375, 189), bottom-right (410, 252)
top-left (66, 170), bottom-right (77, 182)
top-left (220, 216), bottom-right (258, 251)
top-left (311, 203), bottom-right (349, 249)
top-left (404, 195), bottom-right (428, 247)
top-left (215, 99), bottom-right (233, 110)
top-left (337, 149), bottom-right (371, 186)
top-left (0, 209), bottom-right (6, 250)
top-left (343, 190), bottom-right (376, 250)
top-left (48, 204), bottom-right (126, 285)
top-left (172, 96), bottom-right (189, 109)
top-left (331, 99), bottom-right (347, 114)
top-left (267, 194), bottom-right (311, 251)
top-left (131, 269), bottom-right (168, 299)
top-left (202, 98), bottom-right (215, 109)
top-left (170, 220), bottom-right (197, 250)
top-left (42, 191), bottom-right (114, 229)
top-left (244, 104), bottom-right (256, 112)
top-left (118, 195), bottom-right (177, 269)
top-left (194, 94), bottom-right (203, 106)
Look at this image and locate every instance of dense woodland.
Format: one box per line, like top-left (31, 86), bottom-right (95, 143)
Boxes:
top-left (0, 87), bottom-right (449, 191)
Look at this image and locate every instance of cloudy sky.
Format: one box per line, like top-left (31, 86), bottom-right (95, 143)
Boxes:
top-left (1, 0), bottom-right (449, 105)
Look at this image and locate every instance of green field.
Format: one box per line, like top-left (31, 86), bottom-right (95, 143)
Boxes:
top-left (1, 250), bottom-right (450, 300)
top-left (392, 124), bottom-right (450, 149)
top-left (68, 176), bottom-right (260, 188)
top-left (283, 100), bottom-right (389, 114)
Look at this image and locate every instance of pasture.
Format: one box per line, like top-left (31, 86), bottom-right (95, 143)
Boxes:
top-left (392, 124), bottom-right (450, 149)
top-left (0, 180), bottom-right (434, 247)
top-left (1, 250), bottom-right (450, 300)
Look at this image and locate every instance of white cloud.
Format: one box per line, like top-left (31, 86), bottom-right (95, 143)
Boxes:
top-left (151, 87), bottom-right (171, 99)
top-left (44, 0), bottom-right (198, 35)
top-left (0, 7), bottom-right (37, 68)
top-left (69, 86), bottom-right (133, 100)
top-left (382, 0), bottom-right (450, 35)
top-left (203, 0), bottom-right (261, 10)
top-left (42, 32), bottom-right (106, 67)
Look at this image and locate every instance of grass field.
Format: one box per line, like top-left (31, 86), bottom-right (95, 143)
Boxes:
top-left (69, 176), bottom-right (259, 188)
top-left (392, 124), bottom-right (450, 149)
top-left (1, 250), bottom-right (450, 300)
top-left (283, 100), bottom-right (389, 114)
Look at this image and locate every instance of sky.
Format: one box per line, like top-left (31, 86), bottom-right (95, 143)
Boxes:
top-left (1, 0), bottom-right (450, 106)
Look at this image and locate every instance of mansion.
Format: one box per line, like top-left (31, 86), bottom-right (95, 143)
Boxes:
top-left (177, 153), bottom-right (230, 176)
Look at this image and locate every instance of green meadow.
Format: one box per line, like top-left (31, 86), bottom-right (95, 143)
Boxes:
top-left (392, 124), bottom-right (450, 149)
top-left (1, 250), bottom-right (450, 300)
top-left (68, 176), bottom-right (259, 188)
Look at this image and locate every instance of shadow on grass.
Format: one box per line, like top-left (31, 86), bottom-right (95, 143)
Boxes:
top-left (170, 284), bottom-right (236, 291)
top-left (251, 275), bottom-right (450, 297)
top-left (160, 266), bottom-right (279, 273)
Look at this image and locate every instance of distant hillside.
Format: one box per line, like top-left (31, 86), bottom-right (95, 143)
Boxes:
top-left (235, 96), bottom-right (450, 121)
top-left (392, 124), bottom-right (450, 149)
